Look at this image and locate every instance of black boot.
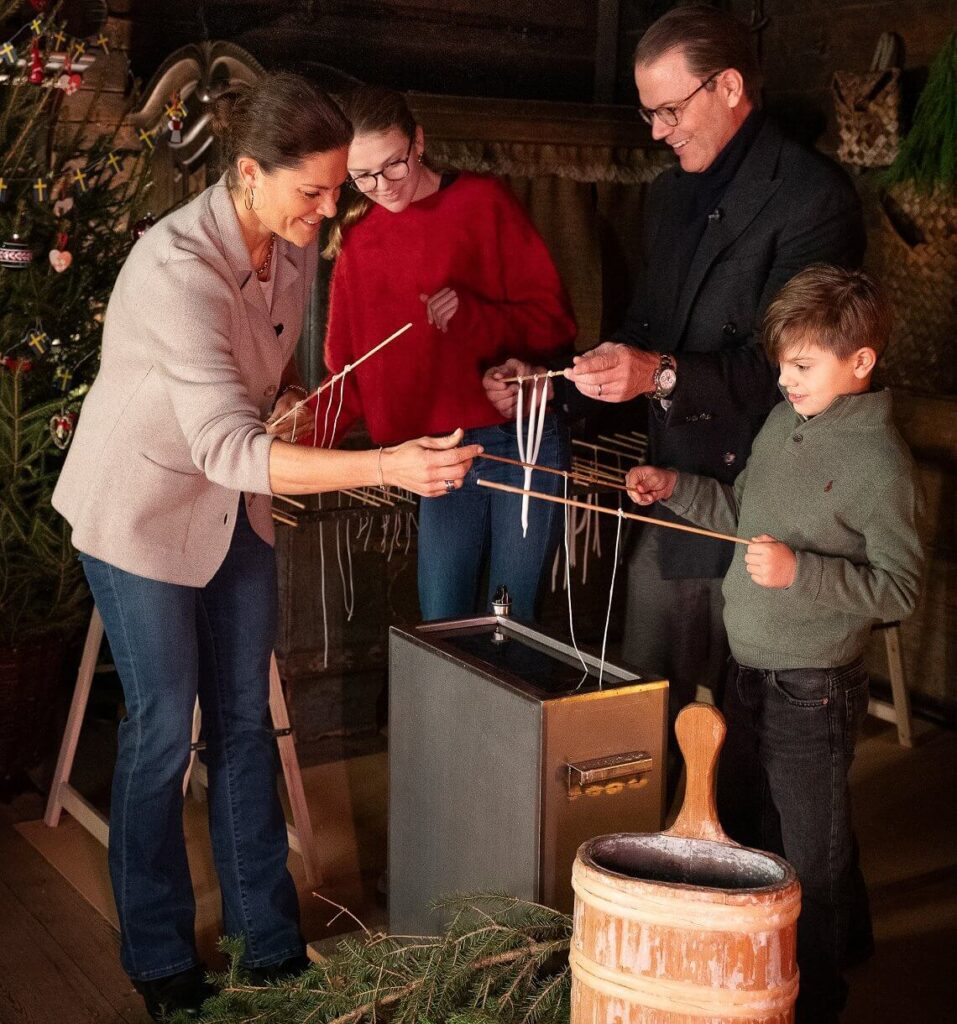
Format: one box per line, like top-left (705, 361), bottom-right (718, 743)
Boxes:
top-left (133, 964), bottom-right (218, 1021)
top-left (244, 953), bottom-right (312, 985)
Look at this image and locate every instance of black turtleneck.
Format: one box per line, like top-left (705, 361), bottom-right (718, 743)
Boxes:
top-left (658, 108), bottom-right (765, 328)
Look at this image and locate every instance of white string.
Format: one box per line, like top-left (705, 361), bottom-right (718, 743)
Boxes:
top-left (318, 517), bottom-right (329, 669)
top-left (563, 475), bottom-right (590, 688)
top-left (598, 505), bottom-right (625, 689)
top-left (515, 378), bottom-right (549, 538)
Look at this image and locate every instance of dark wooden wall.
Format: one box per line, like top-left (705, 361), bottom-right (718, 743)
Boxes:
top-left (124, 0), bottom-right (600, 100)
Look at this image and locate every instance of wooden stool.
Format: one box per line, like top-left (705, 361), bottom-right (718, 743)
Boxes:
top-left (869, 621), bottom-right (914, 747)
top-left (43, 607), bottom-right (322, 885)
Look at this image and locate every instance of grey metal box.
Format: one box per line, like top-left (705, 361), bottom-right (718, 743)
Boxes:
top-left (388, 616), bottom-right (667, 934)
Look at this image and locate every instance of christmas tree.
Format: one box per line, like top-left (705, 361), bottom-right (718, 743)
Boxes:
top-left (0, 0), bottom-right (152, 646)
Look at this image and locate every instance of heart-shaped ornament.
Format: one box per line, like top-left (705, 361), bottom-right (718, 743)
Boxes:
top-left (49, 249), bottom-right (73, 272)
top-left (49, 412), bottom-right (77, 449)
top-left (53, 197), bottom-right (74, 216)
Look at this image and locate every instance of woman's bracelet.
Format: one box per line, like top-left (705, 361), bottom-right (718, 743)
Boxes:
top-left (377, 446), bottom-right (385, 489)
top-left (280, 383), bottom-right (308, 399)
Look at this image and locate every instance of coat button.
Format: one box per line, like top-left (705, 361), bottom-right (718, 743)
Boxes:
top-left (723, 452), bottom-right (736, 465)
top-left (640, 321), bottom-right (650, 331)
top-left (722, 321), bottom-right (737, 337)
top-left (793, 433), bottom-right (803, 443)
top-left (264, 384), bottom-right (277, 397)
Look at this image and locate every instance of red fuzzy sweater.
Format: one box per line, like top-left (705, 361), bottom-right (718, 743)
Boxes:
top-left (317, 173), bottom-right (576, 445)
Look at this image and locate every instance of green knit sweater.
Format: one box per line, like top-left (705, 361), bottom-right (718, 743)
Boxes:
top-left (662, 389), bottom-right (924, 669)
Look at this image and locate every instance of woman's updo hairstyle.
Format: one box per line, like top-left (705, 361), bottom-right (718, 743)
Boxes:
top-left (322, 84), bottom-right (419, 259)
top-left (211, 72), bottom-right (353, 190)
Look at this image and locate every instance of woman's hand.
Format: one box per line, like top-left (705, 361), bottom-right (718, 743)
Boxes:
top-left (625, 465), bottom-right (677, 505)
top-left (381, 428), bottom-right (482, 497)
top-left (745, 535), bottom-right (796, 589)
top-left (482, 358), bottom-right (548, 419)
top-left (266, 389), bottom-right (314, 443)
top-left (420, 287), bottom-right (460, 332)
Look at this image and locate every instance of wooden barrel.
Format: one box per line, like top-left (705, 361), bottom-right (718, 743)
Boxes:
top-left (570, 704), bottom-right (802, 1024)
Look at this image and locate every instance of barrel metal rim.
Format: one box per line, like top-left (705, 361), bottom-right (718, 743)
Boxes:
top-left (577, 831), bottom-right (800, 898)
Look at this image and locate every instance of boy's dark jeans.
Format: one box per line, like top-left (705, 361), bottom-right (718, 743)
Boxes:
top-left (717, 657), bottom-right (872, 1024)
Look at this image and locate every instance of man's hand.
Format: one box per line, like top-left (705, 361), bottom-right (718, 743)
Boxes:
top-left (482, 358), bottom-right (547, 419)
top-left (564, 342), bottom-right (658, 403)
top-left (625, 465), bottom-right (678, 506)
top-left (420, 287), bottom-right (459, 333)
top-left (745, 534), bottom-right (796, 589)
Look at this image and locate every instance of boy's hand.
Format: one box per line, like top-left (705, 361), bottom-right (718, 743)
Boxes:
top-left (745, 534), bottom-right (796, 588)
top-left (625, 465), bottom-right (677, 505)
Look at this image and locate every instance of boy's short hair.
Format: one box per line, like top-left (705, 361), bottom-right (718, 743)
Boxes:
top-left (763, 265), bottom-right (892, 363)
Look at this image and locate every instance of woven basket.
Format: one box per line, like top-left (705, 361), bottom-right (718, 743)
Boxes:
top-left (874, 187), bottom-right (957, 393)
top-left (833, 69), bottom-right (901, 168)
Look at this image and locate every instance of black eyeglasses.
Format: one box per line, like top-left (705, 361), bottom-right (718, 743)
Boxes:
top-left (348, 139), bottom-right (414, 194)
top-left (638, 72), bottom-right (721, 127)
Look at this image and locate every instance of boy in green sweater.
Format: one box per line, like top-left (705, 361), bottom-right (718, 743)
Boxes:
top-left (626, 265), bottom-right (923, 1024)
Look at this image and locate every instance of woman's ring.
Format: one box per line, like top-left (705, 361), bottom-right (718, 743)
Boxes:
top-left (598, 383), bottom-right (603, 397)
top-left (444, 479), bottom-right (455, 493)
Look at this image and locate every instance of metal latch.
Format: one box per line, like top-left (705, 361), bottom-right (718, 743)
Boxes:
top-left (567, 750), bottom-right (653, 788)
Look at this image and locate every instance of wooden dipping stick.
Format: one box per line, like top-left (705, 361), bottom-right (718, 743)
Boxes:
top-left (500, 368), bottom-right (566, 384)
top-left (476, 477), bottom-right (749, 546)
top-left (270, 322), bottom-right (413, 429)
top-left (478, 451), bottom-right (628, 490)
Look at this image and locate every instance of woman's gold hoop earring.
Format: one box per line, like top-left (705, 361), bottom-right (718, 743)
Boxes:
top-left (243, 186), bottom-right (255, 210)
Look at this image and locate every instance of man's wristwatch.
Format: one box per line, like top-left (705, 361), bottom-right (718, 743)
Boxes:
top-left (652, 354), bottom-right (677, 400)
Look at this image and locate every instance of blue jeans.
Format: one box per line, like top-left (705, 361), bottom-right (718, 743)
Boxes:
top-left (417, 416), bottom-right (568, 621)
top-left (717, 657), bottom-right (872, 1024)
top-left (80, 502), bottom-right (303, 981)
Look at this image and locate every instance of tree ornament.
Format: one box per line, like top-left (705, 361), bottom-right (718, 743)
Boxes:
top-left (49, 411), bottom-right (77, 449)
top-left (54, 364), bottom-right (72, 392)
top-left (0, 42), bottom-right (17, 67)
top-left (53, 195), bottom-right (74, 216)
top-left (55, 53), bottom-right (81, 95)
top-left (131, 213), bottom-right (156, 240)
top-left (0, 235), bottom-right (33, 270)
top-left (49, 233), bottom-right (72, 272)
top-left (165, 93), bottom-right (187, 144)
top-left (32, 177), bottom-right (48, 202)
top-left (29, 38), bottom-right (44, 85)
top-left (30, 1), bottom-right (50, 11)
top-left (25, 327), bottom-right (49, 356)
top-left (1, 356), bottom-right (33, 373)
top-left (0, 177), bottom-right (7, 203)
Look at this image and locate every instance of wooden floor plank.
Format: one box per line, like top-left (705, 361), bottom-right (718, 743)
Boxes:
top-left (0, 822), bottom-right (150, 1024)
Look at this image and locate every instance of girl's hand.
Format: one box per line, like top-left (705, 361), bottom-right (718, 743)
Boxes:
top-left (482, 358), bottom-right (543, 419)
top-left (381, 428), bottom-right (482, 497)
top-left (420, 287), bottom-right (460, 332)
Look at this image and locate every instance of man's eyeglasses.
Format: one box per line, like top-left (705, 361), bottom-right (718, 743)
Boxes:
top-left (348, 139), bottom-right (414, 194)
top-left (638, 72), bottom-right (720, 127)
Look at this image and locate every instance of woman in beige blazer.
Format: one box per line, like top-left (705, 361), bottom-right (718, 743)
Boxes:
top-left (52, 73), bottom-right (479, 1021)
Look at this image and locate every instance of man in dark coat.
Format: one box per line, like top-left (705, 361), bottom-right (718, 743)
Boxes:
top-left (563, 5), bottom-right (865, 733)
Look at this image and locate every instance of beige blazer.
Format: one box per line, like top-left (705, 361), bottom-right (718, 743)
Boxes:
top-left (52, 177), bottom-right (318, 586)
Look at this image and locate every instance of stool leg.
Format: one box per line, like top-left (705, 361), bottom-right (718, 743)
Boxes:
top-left (269, 653), bottom-right (322, 886)
top-left (44, 608), bottom-right (104, 827)
top-left (184, 699), bottom-right (205, 799)
top-left (884, 626), bottom-right (914, 747)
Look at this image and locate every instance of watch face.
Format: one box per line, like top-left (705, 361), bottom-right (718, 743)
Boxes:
top-left (658, 368), bottom-right (677, 393)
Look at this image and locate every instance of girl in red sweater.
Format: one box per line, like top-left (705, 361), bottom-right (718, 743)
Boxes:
top-left (322, 85), bottom-right (576, 620)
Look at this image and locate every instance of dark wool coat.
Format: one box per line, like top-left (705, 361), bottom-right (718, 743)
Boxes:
top-left (613, 118), bottom-right (866, 579)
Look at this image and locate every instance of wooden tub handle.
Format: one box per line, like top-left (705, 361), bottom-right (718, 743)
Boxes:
top-left (662, 703), bottom-right (736, 845)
